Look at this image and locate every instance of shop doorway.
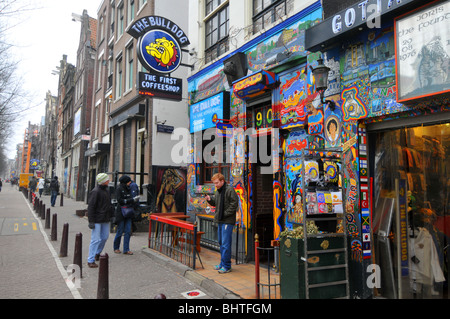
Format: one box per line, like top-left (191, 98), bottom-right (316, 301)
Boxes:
top-left (369, 121), bottom-right (450, 299)
top-left (253, 163), bottom-right (274, 255)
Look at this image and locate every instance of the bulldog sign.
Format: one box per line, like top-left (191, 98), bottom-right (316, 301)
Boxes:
top-left (127, 16), bottom-right (190, 75)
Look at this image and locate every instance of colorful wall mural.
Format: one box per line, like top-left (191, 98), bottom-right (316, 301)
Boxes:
top-left (186, 5), bottom-right (323, 245)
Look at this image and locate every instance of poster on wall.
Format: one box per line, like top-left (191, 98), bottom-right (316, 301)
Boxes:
top-left (153, 167), bottom-right (187, 213)
top-left (395, 1), bottom-right (450, 103)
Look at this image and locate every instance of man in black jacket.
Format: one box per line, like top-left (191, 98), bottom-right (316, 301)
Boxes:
top-left (49, 176), bottom-right (59, 207)
top-left (87, 173), bottom-right (113, 268)
top-left (206, 173), bottom-right (239, 273)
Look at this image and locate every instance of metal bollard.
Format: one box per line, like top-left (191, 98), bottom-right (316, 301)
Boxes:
top-left (59, 223), bottom-right (69, 257)
top-left (45, 208), bottom-right (51, 229)
top-left (255, 233), bottom-right (260, 299)
top-left (97, 253), bottom-right (109, 299)
top-left (73, 233), bottom-right (83, 278)
top-left (60, 193), bottom-right (63, 207)
top-left (41, 204), bottom-right (46, 220)
top-left (51, 214), bottom-right (57, 241)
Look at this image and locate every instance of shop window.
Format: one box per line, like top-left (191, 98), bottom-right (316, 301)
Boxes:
top-left (201, 137), bottom-right (230, 184)
top-left (204, 3), bottom-right (229, 64)
top-left (123, 121), bottom-right (132, 172)
top-left (113, 127), bottom-right (121, 172)
top-left (370, 122), bottom-right (450, 299)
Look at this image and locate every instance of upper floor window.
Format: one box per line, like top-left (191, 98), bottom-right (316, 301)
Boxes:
top-left (206, 0), bottom-right (226, 15)
top-left (117, 3), bottom-right (124, 38)
top-left (115, 55), bottom-right (123, 100)
top-left (253, 0), bottom-right (292, 34)
top-left (128, 0), bottom-right (135, 25)
top-left (99, 14), bottom-right (105, 42)
top-left (205, 3), bottom-right (229, 64)
top-left (125, 44), bottom-right (134, 91)
top-left (138, 0), bottom-right (147, 10)
top-left (110, 5), bottom-right (115, 35)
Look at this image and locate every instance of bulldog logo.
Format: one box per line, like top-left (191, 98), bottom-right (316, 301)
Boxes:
top-left (138, 30), bottom-right (182, 74)
top-left (146, 37), bottom-right (179, 68)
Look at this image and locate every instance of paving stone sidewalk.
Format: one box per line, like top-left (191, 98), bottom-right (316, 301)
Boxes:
top-left (0, 185), bottom-right (214, 299)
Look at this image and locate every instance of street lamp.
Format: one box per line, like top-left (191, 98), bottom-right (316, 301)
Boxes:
top-left (310, 57), bottom-right (336, 111)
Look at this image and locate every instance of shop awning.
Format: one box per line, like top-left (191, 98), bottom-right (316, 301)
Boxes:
top-left (232, 70), bottom-right (278, 101)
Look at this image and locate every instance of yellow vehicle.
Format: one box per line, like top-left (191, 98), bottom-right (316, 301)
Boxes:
top-left (19, 173), bottom-right (34, 190)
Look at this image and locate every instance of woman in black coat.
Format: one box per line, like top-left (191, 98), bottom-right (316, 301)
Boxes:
top-left (113, 175), bottom-right (135, 255)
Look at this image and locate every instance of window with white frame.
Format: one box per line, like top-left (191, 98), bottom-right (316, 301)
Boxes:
top-left (115, 55), bottom-right (123, 100)
top-left (128, 0), bottom-right (135, 25)
top-left (99, 14), bottom-right (105, 42)
top-left (94, 104), bottom-right (99, 137)
top-left (110, 4), bottom-right (115, 36)
top-left (138, 0), bottom-right (147, 10)
top-left (107, 46), bottom-right (114, 90)
top-left (117, 3), bottom-right (124, 38)
top-left (126, 44), bottom-right (134, 91)
top-left (253, 0), bottom-right (293, 34)
top-left (204, 1), bottom-right (229, 64)
top-left (104, 98), bottom-right (110, 134)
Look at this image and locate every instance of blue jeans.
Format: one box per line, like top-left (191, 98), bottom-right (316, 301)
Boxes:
top-left (88, 222), bottom-right (110, 263)
top-left (113, 218), bottom-right (132, 253)
top-left (50, 190), bottom-right (58, 206)
top-left (217, 223), bottom-right (234, 270)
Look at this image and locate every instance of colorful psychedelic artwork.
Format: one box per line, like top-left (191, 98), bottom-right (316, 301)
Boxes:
top-left (273, 180), bottom-right (283, 240)
top-left (284, 156), bottom-right (303, 228)
top-left (341, 85), bottom-right (368, 121)
top-left (283, 128), bottom-right (308, 229)
top-left (284, 129), bottom-right (308, 158)
top-left (323, 95), bottom-right (342, 149)
top-left (245, 7), bottom-right (322, 73)
top-left (279, 68), bottom-right (308, 129)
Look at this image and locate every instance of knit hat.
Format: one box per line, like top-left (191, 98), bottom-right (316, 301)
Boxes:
top-left (119, 175), bottom-right (131, 184)
top-left (96, 173), bottom-right (109, 185)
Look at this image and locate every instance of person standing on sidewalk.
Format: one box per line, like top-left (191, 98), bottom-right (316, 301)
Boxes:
top-left (49, 176), bottom-right (60, 207)
top-left (87, 173), bottom-right (114, 268)
top-left (38, 178), bottom-right (45, 198)
top-left (205, 173), bottom-right (239, 274)
top-left (113, 175), bottom-right (136, 255)
top-left (29, 176), bottom-right (37, 194)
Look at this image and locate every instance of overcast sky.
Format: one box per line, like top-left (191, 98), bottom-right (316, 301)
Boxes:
top-left (4, 0), bottom-right (102, 159)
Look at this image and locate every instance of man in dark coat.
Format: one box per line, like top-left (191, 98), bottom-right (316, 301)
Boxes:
top-left (206, 173), bottom-right (239, 273)
top-left (87, 173), bottom-right (113, 268)
top-left (49, 176), bottom-right (59, 207)
top-left (113, 175), bottom-right (136, 255)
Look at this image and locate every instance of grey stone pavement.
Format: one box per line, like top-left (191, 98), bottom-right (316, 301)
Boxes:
top-left (0, 184), bottom-right (229, 300)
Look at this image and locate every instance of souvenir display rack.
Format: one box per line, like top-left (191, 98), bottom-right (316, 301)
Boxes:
top-left (299, 148), bottom-right (349, 299)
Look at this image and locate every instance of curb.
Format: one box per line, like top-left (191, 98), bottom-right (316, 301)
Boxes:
top-left (141, 248), bottom-right (241, 299)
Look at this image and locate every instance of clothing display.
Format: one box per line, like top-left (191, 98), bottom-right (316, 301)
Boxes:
top-left (409, 227), bottom-right (445, 294)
